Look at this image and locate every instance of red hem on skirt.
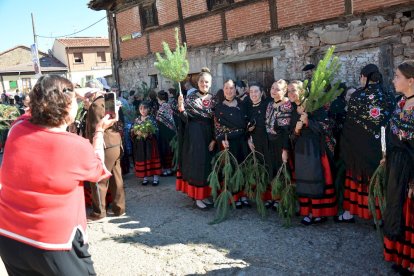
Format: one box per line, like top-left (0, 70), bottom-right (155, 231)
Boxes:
top-left (135, 159), bottom-right (162, 178)
top-left (176, 170), bottom-right (211, 200)
top-left (383, 198), bottom-right (413, 271)
top-left (343, 171), bottom-right (381, 220)
top-left (298, 154), bottom-right (338, 217)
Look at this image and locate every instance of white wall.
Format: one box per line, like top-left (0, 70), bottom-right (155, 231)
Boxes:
top-left (52, 41), bottom-right (68, 66)
top-left (68, 68), bottom-right (112, 85)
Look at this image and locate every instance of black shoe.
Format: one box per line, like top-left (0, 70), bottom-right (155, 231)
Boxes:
top-left (265, 201), bottom-right (273, 209)
top-left (161, 172), bottom-right (169, 177)
top-left (301, 216), bottom-right (313, 226)
top-left (235, 201), bottom-right (242, 209)
top-left (272, 201), bottom-right (279, 211)
top-left (313, 217), bottom-right (328, 224)
top-left (241, 199), bottom-right (251, 208)
top-left (194, 200), bottom-right (209, 211)
top-left (152, 180), bottom-right (159, 186)
top-left (334, 215), bottom-right (355, 223)
top-left (142, 180), bottom-right (149, 186)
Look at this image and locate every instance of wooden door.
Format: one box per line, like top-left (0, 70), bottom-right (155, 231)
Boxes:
top-left (234, 58), bottom-right (274, 96)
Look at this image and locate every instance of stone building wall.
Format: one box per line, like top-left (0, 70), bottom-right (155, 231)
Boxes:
top-left (118, 10), bottom-right (414, 94)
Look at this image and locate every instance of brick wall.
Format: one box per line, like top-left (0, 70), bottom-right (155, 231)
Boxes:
top-left (116, 6), bottom-right (148, 59)
top-left (157, 0), bottom-right (178, 25)
top-left (181, 0), bottom-right (208, 18)
top-left (185, 15), bottom-right (223, 46)
top-left (277, 0), bottom-right (345, 28)
top-left (226, 1), bottom-right (271, 39)
top-left (149, 27), bottom-right (181, 53)
top-left (353, 0), bottom-right (411, 13)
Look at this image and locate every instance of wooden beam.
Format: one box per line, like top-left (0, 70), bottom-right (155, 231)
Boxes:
top-left (269, 0), bottom-right (278, 30)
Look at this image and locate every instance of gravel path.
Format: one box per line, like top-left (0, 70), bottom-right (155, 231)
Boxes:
top-left (0, 167), bottom-right (397, 275)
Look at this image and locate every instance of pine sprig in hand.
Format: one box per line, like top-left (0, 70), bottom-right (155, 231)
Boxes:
top-left (302, 46), bottom-right (343, 113)
top-left (241, 150), bottom-right (269, 217)
top-left (207, 148), bottom-right (243, 224)
top-left (271, 162), bottom-right (296, 226)
top-left (154, 28), bottom-right (189, 96)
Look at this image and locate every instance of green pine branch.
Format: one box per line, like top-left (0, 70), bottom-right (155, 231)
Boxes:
top-left (302, 46), bottom-right (343, 113)
top-left (240, 150), bottom-right (269, 217)
top-left (154, 28), bottom-right (189, 95)
top-left (271, 162), bottom-right (297, 226)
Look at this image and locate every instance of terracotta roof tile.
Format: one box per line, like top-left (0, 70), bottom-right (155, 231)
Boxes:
top-left (56, 37), bottom-right (110, 48)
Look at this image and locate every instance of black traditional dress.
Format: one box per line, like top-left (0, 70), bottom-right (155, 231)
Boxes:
top-left (246, 98), bottom-right (272, 176)
top-left (340, 83), bottom-right (394, 219)
top-left (214, 100), bottom-right (248, 162)
top-left (266, 99), bottom-right (294, 178)
top-left (156, 102), bottom-right (176, 170)
top-left (214, 99), bottom-right (249, 201)
top-left (132, 115), bottom-right (162, 178)
top-left (176, 92), bottom-right (215, 200)
top-left (383, 97), bottom-right (414, 271)
top-left (293, 106), bottom-right (338, 217)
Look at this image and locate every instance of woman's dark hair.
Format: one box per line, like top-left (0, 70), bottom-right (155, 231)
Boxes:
top-left (129, 90), bottom-right (136, 97)
top-left (397, 60), bottom-right (414, 79)
top-left (139, 100), bottom-right (151, 110)
top-left (235, 80), bottom-right (247, 88)
top-left (148, 90), bottom-right (157, 101)
top-left (168, 88), bottom-right (178, 98)
top-left (248, 81), bottom-right (264, 93)
top-left (157, 90), bottom-right (169, 102)
top-left (214, 89), bottom-right (225, 103)
top-left (29, 75), bottom-right (74, 127)
top-left (361, 64), bottom-right (383, 88)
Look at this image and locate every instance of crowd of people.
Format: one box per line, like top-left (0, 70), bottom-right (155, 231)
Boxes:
top-left (0, 58), bottom-right (413, 275)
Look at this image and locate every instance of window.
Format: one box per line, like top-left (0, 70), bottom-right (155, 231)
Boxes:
top-left (140, 2), bottom-right (158, 29)
top-left (21, 78), bottom-right (32, 93)
top-left (97, 52), bottom-right (106, 62)
top-left (74, 53), bottom-right (83, 63)
top-left (149, 75), bottom-right (158, 89)
top-left (207, 0), bottom-right (233, 10)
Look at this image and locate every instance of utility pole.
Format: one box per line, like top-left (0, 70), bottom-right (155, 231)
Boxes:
top-left (31, 13), bottom-right (37, 46)
top-left (31, 13), bottom-right (41, 77)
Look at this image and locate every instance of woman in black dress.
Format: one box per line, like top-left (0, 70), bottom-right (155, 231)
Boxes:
top-left (265, 79), bottom-right (293, 209)
top-left (339, 64), bottom-right (395, 222)
top-left (289, 81), bottom-right (337, 225)
top-left (246, 82), bottom-right (272, 205)
top-left (156, 90), bottom-right (176, 176)
top-left (214, 79), bottom-right (249, 208)
top-left (383, 60), bottom-right (414, 274)
top-left (176, 68), bottom-right (216, 210)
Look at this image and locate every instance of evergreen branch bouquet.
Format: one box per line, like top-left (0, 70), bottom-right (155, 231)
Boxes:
top-left (133, 120), bottom-right (156, 139)
top-left (169, 134), bottom-right (178, 170)
top-left (368, 163), bottom-right (387, 235)
top-left (240, 150), bottom-right (269, 217)
top-left (271, 162), bottom-right (296, 226)
top-left (369, 126), bottom-right (387, 236)
top-left (208, 146), bottom-right (244, 224)
top-left (154, 28), bottom-right (189, 96)
top-left (0, 104), bottom-right (20, 130)
top-left (302, 46), bottom-right (343, 112)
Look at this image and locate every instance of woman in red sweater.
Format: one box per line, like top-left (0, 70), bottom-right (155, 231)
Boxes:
top-left (0, 75), bottom-right (115, 275)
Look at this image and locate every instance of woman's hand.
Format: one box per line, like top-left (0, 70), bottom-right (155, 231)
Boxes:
top-left (282, 149), bottom-right (288, 163)
top-left (208, 140), bottom-right (216, 151)
top-left (408, 183), bottom-right (414, 199)
top-left (178, 94), bottom-right (185, 112)
top-left (96, 114), bottom-right (116, 132)
top-left (222, 140), bottom-right (229, 149)
top-left (297, 105), bottom-right (305, 114)
top-left (380, 158), bottom-right (386, 166)
top-left (248, 138), bottom-right (255, 151)
top-left (295, 121), bottom-right (303, 133)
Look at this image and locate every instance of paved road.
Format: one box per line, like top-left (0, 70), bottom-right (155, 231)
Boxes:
top-left (0, 161), bottom-right (397, 275)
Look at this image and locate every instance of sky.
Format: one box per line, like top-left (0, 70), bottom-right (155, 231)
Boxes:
top-left (0, 0), bottom-right (108, 53)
